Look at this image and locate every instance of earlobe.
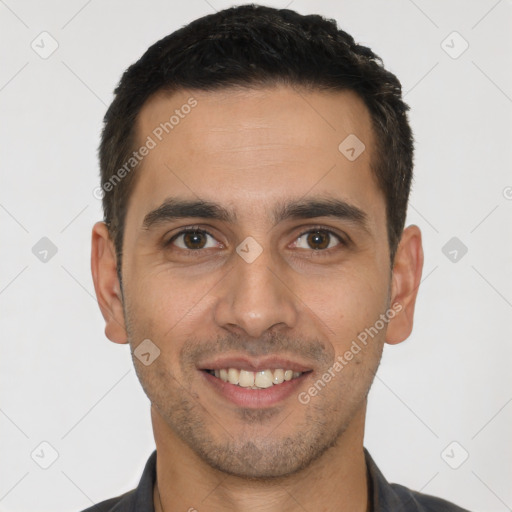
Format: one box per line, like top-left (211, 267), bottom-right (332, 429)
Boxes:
top-left (385, 225), bottom-right (424, 345)
top-left (90, 221), bottom-right (128, 344)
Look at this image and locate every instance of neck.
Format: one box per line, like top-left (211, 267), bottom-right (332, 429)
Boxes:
top-left (151, 404), bottom-right (370, 512)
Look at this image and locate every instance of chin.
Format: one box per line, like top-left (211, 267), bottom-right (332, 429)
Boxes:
top-left (193, 432), bottom-right (341, 480)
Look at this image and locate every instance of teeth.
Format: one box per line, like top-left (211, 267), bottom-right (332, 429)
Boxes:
top-left (227, 368), bottom-right (239, 385)
top-left (211, 368), bottom-right (304, 388)
top-left (254, 370), bottom-right (273, 388)
top-left (238, 370), bottom-right (255, 387)
top-left (273, 369), bottom-right (285, 384)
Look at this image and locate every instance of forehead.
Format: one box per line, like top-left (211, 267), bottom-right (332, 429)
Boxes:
top-left (127, 85), bottom-right (383, 229)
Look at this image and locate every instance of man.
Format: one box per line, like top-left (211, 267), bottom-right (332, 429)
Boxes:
top-left (87, 4), bottom-right (469, 511)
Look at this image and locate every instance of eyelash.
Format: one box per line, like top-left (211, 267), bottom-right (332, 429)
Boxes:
top-left (165, 226), bottom-right (217, 254)
top-left (165, 225), bottom-right (348, 257)
top-left (294, 226), bottom-right (347, 256)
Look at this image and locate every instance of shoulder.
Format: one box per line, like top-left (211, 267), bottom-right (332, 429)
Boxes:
top-left (77, 450), bottom-right (157, 512)
top-left (364, 448), bottom-right (471, 512)
top-left (77, 489), bottom-right (136, 512)
top-left (388, 482), bottom-right (471, 512)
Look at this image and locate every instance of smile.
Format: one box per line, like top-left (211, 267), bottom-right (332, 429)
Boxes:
top-left (199, 356), bottom-right (314, 407)
top-left (205, 368), bottom-right (303, 389)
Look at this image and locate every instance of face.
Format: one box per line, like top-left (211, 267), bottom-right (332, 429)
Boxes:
top-left (103, 86), bottom-right (403, 478)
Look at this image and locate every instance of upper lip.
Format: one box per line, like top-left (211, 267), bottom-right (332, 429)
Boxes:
top-left (198, 355), bottom-right (313, 373)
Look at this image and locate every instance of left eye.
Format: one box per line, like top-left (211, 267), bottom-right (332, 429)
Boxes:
top-left (292, 230), bottom-right (342, 250)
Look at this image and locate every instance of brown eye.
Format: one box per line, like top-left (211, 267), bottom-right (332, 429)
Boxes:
top-left (168, 229), bottom-right (217, 250)
top-left (294, 229), bottom-right (342, 251)
top-left (307, 231), bottom-right (330, 250)
top-left (182, 231), bottom-right (207, 249)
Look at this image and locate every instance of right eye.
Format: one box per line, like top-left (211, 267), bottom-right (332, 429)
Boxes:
top-left (166, 228), bottom-right (220, 251)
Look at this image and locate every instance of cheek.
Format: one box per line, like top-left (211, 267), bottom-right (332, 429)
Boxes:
top-left (124, 265), bottom-right (221, 343)
top-left (128, 260), bottom-right (191, 313)
top-left (299, 263), bottom-right (389, 345)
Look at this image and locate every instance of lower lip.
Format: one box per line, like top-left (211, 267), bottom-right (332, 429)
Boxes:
top-left (201, 371), bottom-right (310, 408)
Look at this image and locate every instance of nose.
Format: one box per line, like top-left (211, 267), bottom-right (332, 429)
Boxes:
top-left (213, 246), bottom-right (299, 339)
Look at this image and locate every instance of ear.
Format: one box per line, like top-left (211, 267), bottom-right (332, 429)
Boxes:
top-left (386, 224), bottom-right (424, 345)
top-left (91, 221), bottom-right (128, 344)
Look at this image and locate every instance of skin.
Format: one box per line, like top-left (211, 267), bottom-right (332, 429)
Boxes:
top-left (91, 86), bottom-right (423, 512)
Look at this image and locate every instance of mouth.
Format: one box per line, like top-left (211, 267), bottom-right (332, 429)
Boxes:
top-left (198, 357), bottom-right (313, 408)
top-left (204, 367), bottom-right (306, 389)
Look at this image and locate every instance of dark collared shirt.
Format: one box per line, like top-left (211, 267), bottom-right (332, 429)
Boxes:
top-left (80, 449), bottom-right (470, 512)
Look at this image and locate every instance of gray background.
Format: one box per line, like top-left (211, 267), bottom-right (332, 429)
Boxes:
top-left (1, 0), bottom-right (511, 511)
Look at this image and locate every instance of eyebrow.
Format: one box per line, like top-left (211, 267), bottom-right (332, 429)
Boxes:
top-left (142, 196), bottom-right (370, 233)
top-left (142, 198), bottom-right (236, 228)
